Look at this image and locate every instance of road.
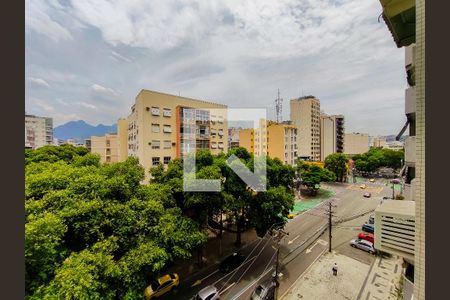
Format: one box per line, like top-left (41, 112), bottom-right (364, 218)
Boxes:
top-left (159, 179), bottom-right (391, 300)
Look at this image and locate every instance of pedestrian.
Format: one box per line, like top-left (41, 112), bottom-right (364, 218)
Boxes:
top-left (332, 263), bottom-right (338, 276)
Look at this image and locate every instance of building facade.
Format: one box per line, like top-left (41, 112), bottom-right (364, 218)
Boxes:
top-left (371, 135), bottom-right (387, 148)
top-left (320, 113), bottom-right (345, 161)
top-left (126, 89), bottom-right (228, 178)
top-left (344, 133), bottom-right (369, 156)
top-left (90, 134), bottom-right (119, 163)
top-left (376, 0), bottom-right (424, 298)
top-left (228, 127), bottom-right (241, 149)
top-left (25, 114), bottom-right (53, 149)
top-left (239, 120), bottom-right (297, 166)
top-left (117, 118), bottom-right (129, 162)
top-left (290, 96), bottom-right (321, 161)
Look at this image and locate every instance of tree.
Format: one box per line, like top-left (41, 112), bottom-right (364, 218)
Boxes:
top-left (324, 153), bottom-right (349, 182)
top-left (296, 160), bottom-right (336, 195)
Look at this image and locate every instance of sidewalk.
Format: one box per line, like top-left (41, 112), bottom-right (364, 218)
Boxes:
top-left (357, 255), bottom-right (404, 300)
top-left (165, 227), bottom-right (258, 280)
top-left (282, 251), bottom-right (370, 300)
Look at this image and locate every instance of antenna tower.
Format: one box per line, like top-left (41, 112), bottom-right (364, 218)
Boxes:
top-left (275, 88), bottom-right (283, 123)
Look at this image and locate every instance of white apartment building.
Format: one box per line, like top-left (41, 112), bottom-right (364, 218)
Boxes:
top-left (25, 114), bottom-right (53, 149)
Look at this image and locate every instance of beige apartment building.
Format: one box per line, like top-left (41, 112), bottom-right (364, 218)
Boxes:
top-left (375, 0), bottom-right (424, 299)
top-left (25, 114), bottom-right (53, 149)
top-left (117, 118), bottom-right (128, 162)
top-left (371, 135), bottom-right (387, 148)
top-left (320, 113), bottom-right (345, 161)
top-left (90, 134), bottom-right (119, 163)
top-left (344, 133), bottom-right (369, 156)
top-left (239, 129), bottom-right (254, 153)
top-left (124, 89), bottom-right (228, 177)
top-left (290, 96), bottom-right (321, 161)
top-left (239, 121), bottom-right (297, 166)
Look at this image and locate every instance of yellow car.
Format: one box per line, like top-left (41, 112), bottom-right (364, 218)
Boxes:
top-left (360, 184), bottom-right (366, 189)
top-left (287, 213), bottom-right (296, 219)
top-left (369, 179), bottom-right (375, 183)
top-left (144, 273), bottom-right (179, 299)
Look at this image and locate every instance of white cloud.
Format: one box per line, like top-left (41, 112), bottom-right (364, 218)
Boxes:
top-left (27, 77), bottom-right (50, 87)
top-left (25, 0), bottom-right (73, 42)
top-left (77, 102), bottom-right (97, 110)
top-left (90, 83), bottom-right (118, 96)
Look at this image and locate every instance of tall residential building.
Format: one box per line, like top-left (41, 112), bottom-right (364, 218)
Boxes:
top-left (344, 133), bottom-right (369, 156)
top-left (290, 96), bottom-right (321, 161)
top-left (319, 113), bottom-right (345, 161)
top-left (90, 134), bottom-right (119, 163)
top-left (240, 120), bottom-right (298, 166)
top-left (126, 89), bottom-right (228, 178)
top-left (375, 1), bottom-right (424, 299)
top-left (371, 135), bottom-right (387, 148)
top-left (117, 118), bottom-right (128, 162)
top-left (228, 127), bottom-right (241, 149)
top-left (239, 129), bottom-right (254, 153)
top-left (25, 114), bottom-right (53, 149)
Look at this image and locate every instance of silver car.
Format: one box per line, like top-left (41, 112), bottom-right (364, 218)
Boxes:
top-left (251, 279), bottom-right (275, 300)
top-left (194, 285), bottom-right (219, 300)
top-left (350, 239), bottom-right (376, 254)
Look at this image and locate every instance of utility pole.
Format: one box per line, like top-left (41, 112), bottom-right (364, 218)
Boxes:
top-left (327, 200), bottom-right (336, 252)
top-left (272, 227), bottom-right (288, 299)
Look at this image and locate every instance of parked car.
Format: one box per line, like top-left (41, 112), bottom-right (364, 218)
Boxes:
top-left (350, 239), bottom-right (376, 254)
top-left (144, 273), bottom-right (179, 300)
top-left (368, 215), bottom-right (374, 224)
top-left (363, 192), bottom-right (371, 198)
top-left (251, 279), bottom-right (276, 300)
top-left (193, 285), bottom-right (219, 300)
top-left (362, 223), bottom-right (374, 233)
top-left (369, 178), bottom-right (375, 182)
top-left (358, 232), bottom-right (374, 243)
top-left (360, 184), bottom-right (367, 189)
top-left (219, 252), bottom-right (246, 273)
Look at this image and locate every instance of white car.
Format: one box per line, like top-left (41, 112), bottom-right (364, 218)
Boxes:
top-left (350, 239), bottom-right (376, 254)
top-left (194, 285), bottom-right (219, 300)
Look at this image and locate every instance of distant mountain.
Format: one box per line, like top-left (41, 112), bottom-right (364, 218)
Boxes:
top-left (54, 120), bottom-right (117, 142)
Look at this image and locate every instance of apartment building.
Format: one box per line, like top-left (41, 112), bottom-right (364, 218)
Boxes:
top-left (290, 96), bottom-right (321, 161)
top-left (228, 127), bottom-right (241, 149)
top-left (371, 135), bottom-right (387, 148)
top-left (125, 89), bottom-right (228, 177)
top-left (90, 134), bottom-right (119, 163)
top-left (239, 129), bottom-right (254, 153)
top-left (344, 133), bottom-right (369, 156)
top-left (320, 113), bottom-right (345, 161)
top-left (117, 118), bottom-right (128, 162)
top-left (240, 120), bottom-right (297, 166)
top-left (25, 114), bottom-right (53, 149)
top-left (376, 0), bottom-right (424, 298)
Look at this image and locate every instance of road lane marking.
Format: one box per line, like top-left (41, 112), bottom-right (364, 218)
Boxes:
top-left (190, 269), bottom-right (219, 287)
top-left (306, 239), bottom-right (327, 254)
top-left (288, 235), bottom-right (301, 245)
top-left (219, 282), bottom-right (236, 295)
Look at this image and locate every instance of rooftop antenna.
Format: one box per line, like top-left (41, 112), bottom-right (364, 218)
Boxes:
top-left (275, 88), bottom-right (283, 123)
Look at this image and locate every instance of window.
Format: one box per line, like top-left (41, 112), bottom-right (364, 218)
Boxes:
top-left (151, 107), bottom-right (160, 116)
top-left (163, 108), bottom-right (172, 117)
top-left (163, 156), bottom-right (171, 164)
top-left (218, 142), bottom-right (224, 149)
top-left (211, 142), bottom-right (218, 149)
top-left (151, 140), bottom-right (160, 149)
top-left (164, 140), bottom-right (171, 149)
top-left (152, 124), bottom-right (160, 133)
top-left (163, 125), bottom-right (172, 133)
top-left (152, 157), bottom-right (160, 166)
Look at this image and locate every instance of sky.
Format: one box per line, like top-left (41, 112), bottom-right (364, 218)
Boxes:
top-left (25, 0), bottom-right (407, 135)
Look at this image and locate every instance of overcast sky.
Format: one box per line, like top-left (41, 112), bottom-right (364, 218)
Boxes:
top-left (25, 0), bottom-right (407, 135)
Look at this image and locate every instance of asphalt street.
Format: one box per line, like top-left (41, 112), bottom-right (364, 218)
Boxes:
top-left (158, 178), bottom-right (392, 300)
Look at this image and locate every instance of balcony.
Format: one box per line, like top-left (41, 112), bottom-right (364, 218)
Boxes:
top-left (404, 136), bottom-right (416, 166)
top-left (405, 86), bottom-right (416, 115)
top-left (374, 200), bottom-right (415, 262)
top-left (405, 44), bottom-right (415, 68)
